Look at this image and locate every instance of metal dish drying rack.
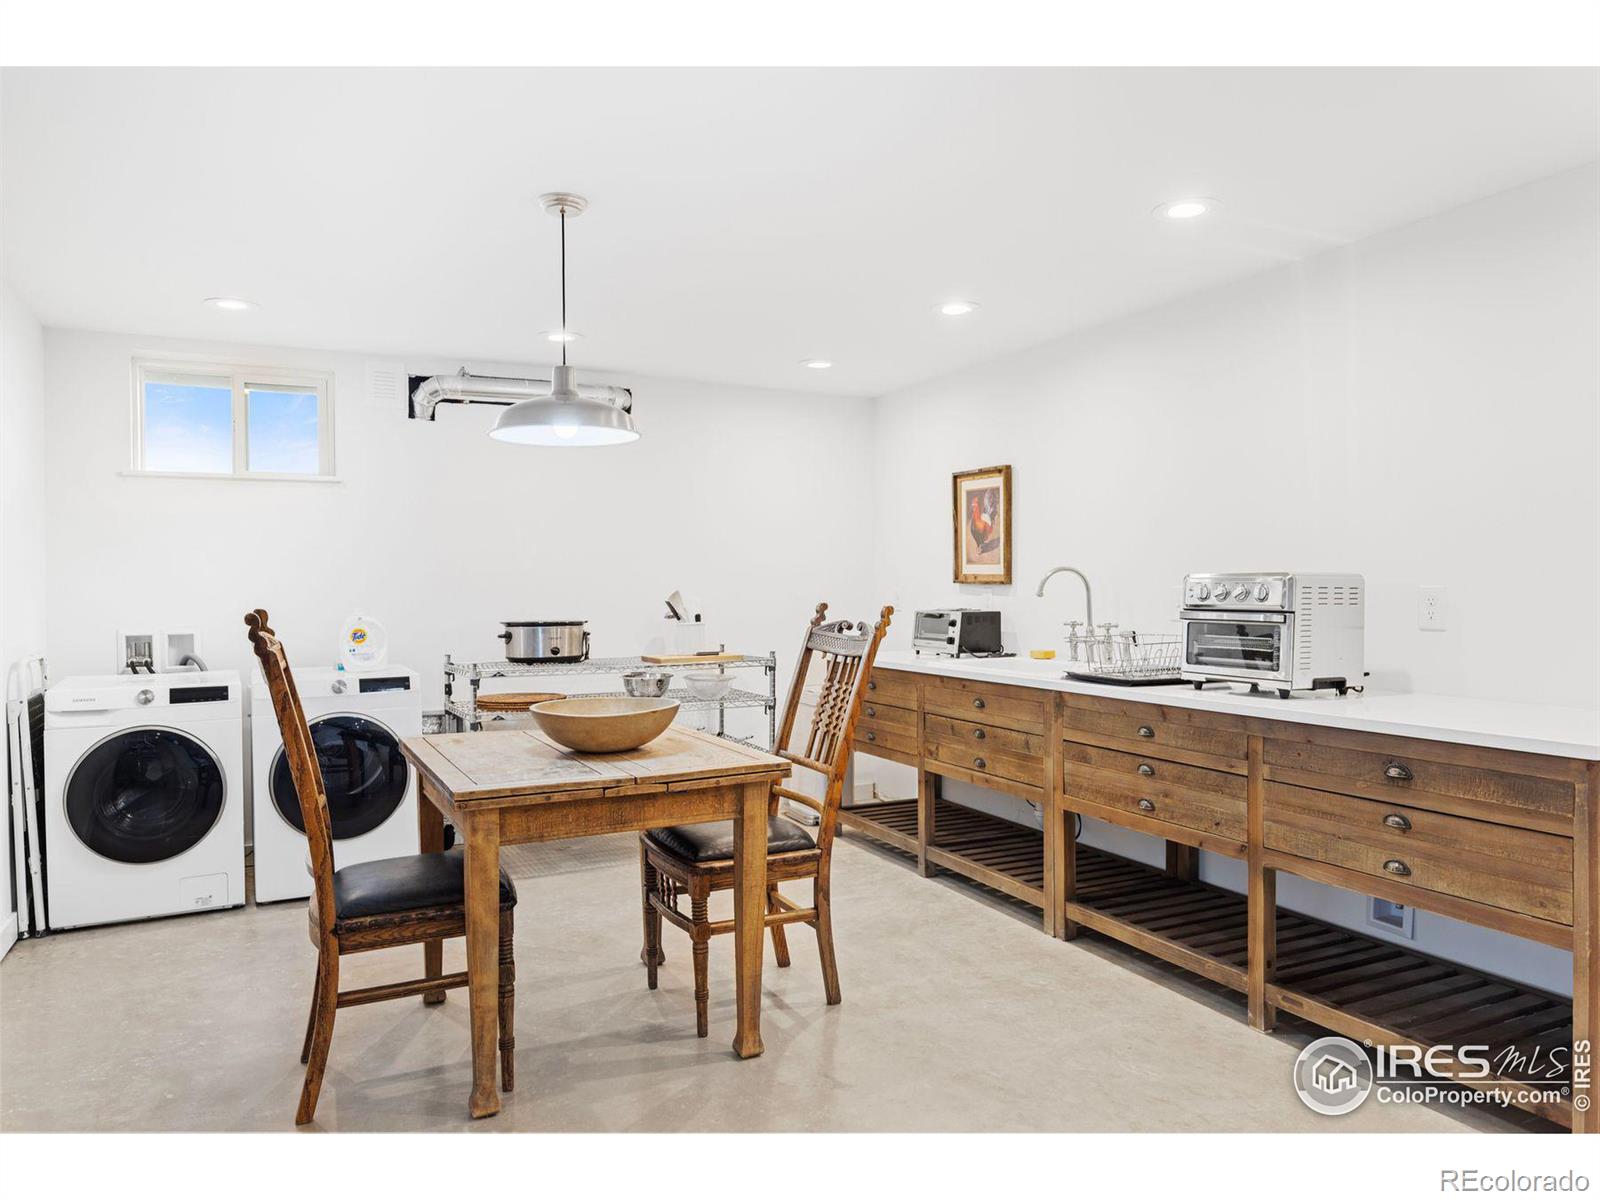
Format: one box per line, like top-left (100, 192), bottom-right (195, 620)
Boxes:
top-left (441, 652), bottom-right (778, 749)
top-left (1062, 629), bottom-right (1183, 686)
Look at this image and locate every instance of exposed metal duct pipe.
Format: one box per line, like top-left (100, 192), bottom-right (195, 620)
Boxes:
top-left (408, 367), bottom-right (633, 422)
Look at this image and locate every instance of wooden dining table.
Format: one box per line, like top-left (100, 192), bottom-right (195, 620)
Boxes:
top-left (401, 724), bottom-right (791, 1119)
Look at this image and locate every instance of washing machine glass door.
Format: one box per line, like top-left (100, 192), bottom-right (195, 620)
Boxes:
top-left (65, 728), bottom-right (226, 864)
top-left (271, 714), bottom-right (409, 840)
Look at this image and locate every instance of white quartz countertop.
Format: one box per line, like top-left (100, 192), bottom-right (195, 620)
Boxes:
top-left (872, 650), bottom-right (1600, 761)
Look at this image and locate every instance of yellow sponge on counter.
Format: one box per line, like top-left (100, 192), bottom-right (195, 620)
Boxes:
top-left (1029, 649), bottom-right (1057, 660)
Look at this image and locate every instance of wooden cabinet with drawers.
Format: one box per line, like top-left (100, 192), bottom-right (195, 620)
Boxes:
top-left (862, 667), bottom-right (920, 710)
top-left (1054, 694), bottom-right (1596, 1132)
top-left (1260, 726), bottom-right (1578, 834)
top-left (1056, 693), bottom-right (1251, 968)
top-left (1247, 721), bottom-right (1593, 1130)
top-left (1253, 721), bottom-right (1585, 949)
top-left (856, 697), bottom-right (920, 765)
top-left (839, 668), bottom-right (926, 857)
top-left (1261, 780), bottom-right (1574, 927)
top-left (1060, 692), bottom-right (1249, 772)
top-left (842, 662), bottom-right (1599, 1130)
top-left (1061, 740), bottom-right (1247, 853)
top-left (841, 667), bottom-right (1053, 922)
top-left (924, 674), bottom-right (1050, 735)
top-left (924, 713), bottom-right (1047, 792)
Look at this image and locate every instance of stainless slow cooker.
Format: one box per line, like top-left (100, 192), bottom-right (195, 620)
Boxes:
top-left (499, 621), bottom-right (590, 663)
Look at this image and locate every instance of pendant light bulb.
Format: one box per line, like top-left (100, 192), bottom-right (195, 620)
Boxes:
top-left (490, 192), bottom-right (639, 447)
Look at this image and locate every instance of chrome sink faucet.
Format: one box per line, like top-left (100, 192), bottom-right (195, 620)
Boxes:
top-left (1037, 566), bottom-right (1095, 662)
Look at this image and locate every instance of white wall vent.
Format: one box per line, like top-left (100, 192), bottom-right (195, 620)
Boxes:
top-left (365, 360), bottom-right (407, 413)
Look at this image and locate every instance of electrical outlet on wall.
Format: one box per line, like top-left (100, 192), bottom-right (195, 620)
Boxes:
top-left (1366, 896), bottom-right (1416, 939)
top-left (1418, 585), bottom-right (1449, 631)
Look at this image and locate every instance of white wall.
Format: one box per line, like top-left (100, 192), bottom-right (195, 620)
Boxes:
top-left (871, 164), bottom-right (1600, 707)
top-left (1, 279), bottom-right (48, 957)
top-left (866, 166), bottom-right (1600, 994)
top-left (41, 332), bottom-right (878, 736)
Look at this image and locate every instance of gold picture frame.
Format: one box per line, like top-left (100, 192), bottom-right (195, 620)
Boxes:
top-left (952, 464), bottom-right (1012, 585)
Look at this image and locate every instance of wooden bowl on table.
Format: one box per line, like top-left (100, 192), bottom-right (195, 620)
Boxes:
top-left (529, 697), bottom-right (679, 753)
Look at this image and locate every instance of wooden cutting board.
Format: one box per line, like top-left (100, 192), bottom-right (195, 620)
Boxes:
top-left (639, 652), bottom-right (747, 665)
top-left (474, 691), bottom-right (566, 712)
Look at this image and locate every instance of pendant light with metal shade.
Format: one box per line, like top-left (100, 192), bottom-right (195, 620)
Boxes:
top-left (490, 193), bottom-right (639, 447)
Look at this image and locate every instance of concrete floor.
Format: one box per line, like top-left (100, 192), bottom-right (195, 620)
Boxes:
top-left (0, 832), bottom-right (1539, 1132)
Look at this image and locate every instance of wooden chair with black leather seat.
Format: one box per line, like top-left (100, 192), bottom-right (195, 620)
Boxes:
top-left (245, 609), bottom-right (518, 1125)
top-left (639, 601), bottom-right (892, 1036)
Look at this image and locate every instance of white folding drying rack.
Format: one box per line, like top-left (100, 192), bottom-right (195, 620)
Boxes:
top-left (6, 655), bottom-right (48, 938)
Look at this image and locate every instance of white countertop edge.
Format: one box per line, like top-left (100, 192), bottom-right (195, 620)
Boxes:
top-left (872, 650), bottom-right (1600, 762)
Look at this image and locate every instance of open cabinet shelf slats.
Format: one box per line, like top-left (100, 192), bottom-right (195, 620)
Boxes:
top-left (842, 794), bottom-right (1574, 1127)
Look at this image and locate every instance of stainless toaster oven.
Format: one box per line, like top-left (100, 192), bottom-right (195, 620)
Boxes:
top-left (1179, 573), bottom-right (1364, 696)
top-left (914, 609), bottom-right (1003, 657)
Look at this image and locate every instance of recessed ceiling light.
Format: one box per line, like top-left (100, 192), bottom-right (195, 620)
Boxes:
top-left (539, 329), bottom-right (582, 343)
top-left (204, 296), bottom-right (257, 312)
top-left (1156, 198), bottom-right (1213, 221)
top-left (800, 359), bottom-right (833, 370)
top-left (937, 300), bottom-right (979, 317)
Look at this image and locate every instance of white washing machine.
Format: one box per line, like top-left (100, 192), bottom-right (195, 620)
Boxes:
top-left (43, 671), bottom-right (246, 930)
top-left (250, 665), bottom-right (421, 903)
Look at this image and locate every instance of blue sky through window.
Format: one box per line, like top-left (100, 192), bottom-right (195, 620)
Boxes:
top-left (142, 374), bottom-right (324, 475)
top-left (247, 388), bottom-right (320, 474)
top-left (143, 380), bottom-right (232, 472)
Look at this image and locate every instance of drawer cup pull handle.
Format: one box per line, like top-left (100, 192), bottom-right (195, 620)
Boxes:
top-left (865, 731), bottom-right (876, 742)
top-left (1383, 761), bottom-right (1414, 782)
top-left (973, 728), bottom-right (986, 740)
top-left (974, 757), bottom-right (987, 770)
top-left (1383, 859), bottom-right (1411, 877)
top-left (973, 697), bottom-right (986, 710)
top-left (1383, 813), bottom-right (1411, 831)
top-left (1136, 725), bottom-right (1155, 739)
top-left (1137, 763), bottom-right (1155, 777)
top-left (1137, 798), bottom-right (1156, 812)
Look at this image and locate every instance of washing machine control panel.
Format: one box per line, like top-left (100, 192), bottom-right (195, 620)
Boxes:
top-left (169, 684), bottom-right (231, 704)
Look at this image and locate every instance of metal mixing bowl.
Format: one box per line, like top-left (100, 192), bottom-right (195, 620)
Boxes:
top-left (621, 670), bottom-right (672, 698)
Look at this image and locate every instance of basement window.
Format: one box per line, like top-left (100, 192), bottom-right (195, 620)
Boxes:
top-left (132, 359), bottom-right (335, 479)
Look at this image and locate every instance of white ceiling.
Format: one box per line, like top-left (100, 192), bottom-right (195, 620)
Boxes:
top-left (3, 67), bottom-right (1596, 397)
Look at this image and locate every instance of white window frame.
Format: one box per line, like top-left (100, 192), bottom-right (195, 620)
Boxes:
top-left (129, 357), bottom-right (337, 481)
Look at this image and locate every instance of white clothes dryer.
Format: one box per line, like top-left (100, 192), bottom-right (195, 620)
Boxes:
top-left (250, 666), bottom-right (421, 903)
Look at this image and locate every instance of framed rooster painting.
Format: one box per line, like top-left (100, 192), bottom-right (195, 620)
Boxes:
top-left (952, 464), bottom-right (1012, 584)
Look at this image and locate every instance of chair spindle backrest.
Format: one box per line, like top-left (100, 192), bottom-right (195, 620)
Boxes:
top-left (774, 602), bottom-right (893, 852)
top-left (244, 609), bottom-right (337, 933)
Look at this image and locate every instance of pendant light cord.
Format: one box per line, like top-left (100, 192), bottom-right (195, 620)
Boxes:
top-left (560, 207), bottom-right (568, 366)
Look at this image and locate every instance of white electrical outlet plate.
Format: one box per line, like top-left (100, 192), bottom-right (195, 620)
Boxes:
top-left (1418, 585), bottom-right (1448, 631)
top-left (1365, 896), bottom-right (1416, 939)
